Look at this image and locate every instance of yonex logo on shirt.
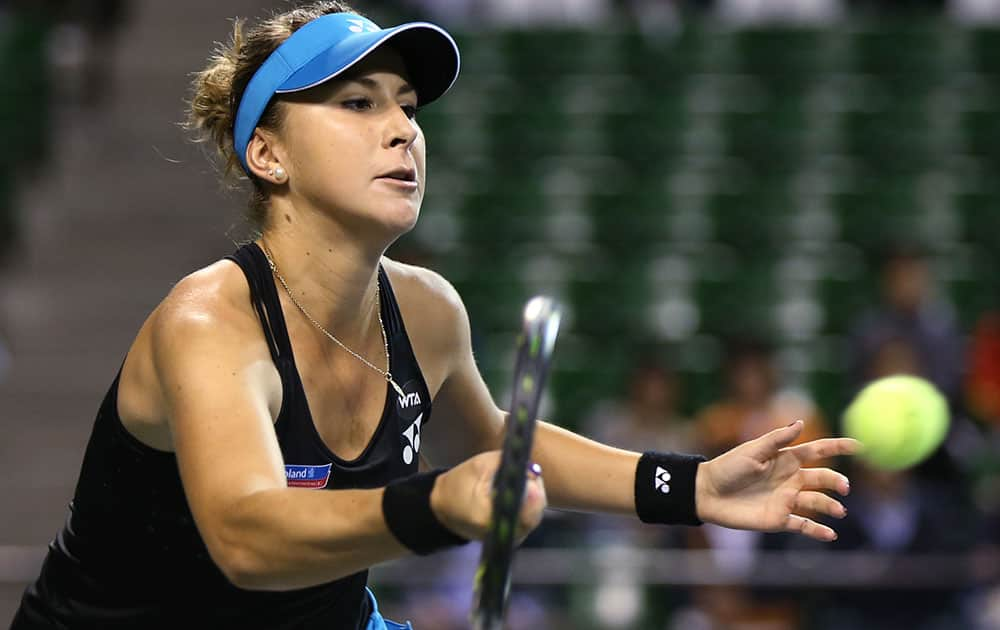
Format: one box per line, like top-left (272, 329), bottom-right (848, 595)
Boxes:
top-left (654, 466), bottom-right (671, 494)
top-left (402, 414), bottom-right (423, 465)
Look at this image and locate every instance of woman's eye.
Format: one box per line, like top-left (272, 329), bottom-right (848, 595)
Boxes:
top-left (401, 104), bottom-right (419, 119)
top-left (343, 98), bottom-right (373, 111)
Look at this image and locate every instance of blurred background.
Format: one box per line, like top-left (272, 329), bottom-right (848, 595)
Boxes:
top-left (1, 0), bottom-right (999, 627)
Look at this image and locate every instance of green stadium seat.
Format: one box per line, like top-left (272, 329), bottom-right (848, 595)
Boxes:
top-left (694, 258), bottom-right (779, 339)
top-left (547, 338), bottom-right (637, 428)
top-left (619, 29), bottom-right (700, 81)
top-left (831, 184), bottom-right (925, 251)
top-left (0, 170), bottom-right (15, 254)
top-left (842, 109), bottom-right (942, 172)
top-left (721, 109), bottom-right (809, 175)
top-left (809, 367), bottom-right (851, 428)
top-left (602, 104), bottom-right (689, 174)
top-left (706, 186), bottom-right (795, 254)
top-left (944, 246), bottom-right (1000, 331)
top-left (449, 255), bottom-right (529, 334)
top-left (456, 189), bottom-right (551, 252)
top-left (819, 273), bottom-right (876, 335)
top-left (568, 257), bottom-right (652, 337)
top-left (500, 30), bottom-right (618, 77)
top-left (586, 190), bottom-right (673, 254)
top-left (0, 12), bottom-right (52, 169)
top-left (851, 22), bottom-right (953, 77)
top-left (967, 28), bottom-right (1000, 74)
top-left (486, 109), bottom-right (569, 162)
top-left (956, 191), bottom-right (1000, 251)
top-left (962, 111), bottom-right (1000, 165)
top-left (735, 28), bottom-right (849, 84)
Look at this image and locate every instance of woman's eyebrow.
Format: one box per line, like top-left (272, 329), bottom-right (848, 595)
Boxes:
top-left (344, 76), bottom-right (416, 96)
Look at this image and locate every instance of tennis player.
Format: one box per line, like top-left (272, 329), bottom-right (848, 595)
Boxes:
top-left (11, 2), bottom-right (859, 629)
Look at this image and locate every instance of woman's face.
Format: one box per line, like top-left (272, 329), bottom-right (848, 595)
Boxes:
top-left (271, 46), bottom-right (426, 238)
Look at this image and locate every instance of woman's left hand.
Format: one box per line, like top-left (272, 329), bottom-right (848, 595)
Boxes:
top-left (695, 420), bottom-right (861, 541)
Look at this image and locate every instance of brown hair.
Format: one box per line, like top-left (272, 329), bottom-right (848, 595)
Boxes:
top-left (185, 1), bottom-right (360, 232)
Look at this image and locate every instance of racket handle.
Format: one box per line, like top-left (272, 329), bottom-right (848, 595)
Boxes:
top-left (472, 615), bottom-right (503, 630)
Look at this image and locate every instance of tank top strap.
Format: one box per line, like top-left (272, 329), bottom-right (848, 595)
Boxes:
top-left (224, 242), bottom-right (295, 363)
top-left (376, 264), bottom-right (404, 338)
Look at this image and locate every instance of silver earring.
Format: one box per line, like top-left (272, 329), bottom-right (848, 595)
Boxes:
top-left (274, 166), bottom-right (286, 182)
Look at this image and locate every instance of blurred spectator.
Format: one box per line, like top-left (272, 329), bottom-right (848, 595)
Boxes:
top-left (584, 354), bottom-right (695, 456)
top-left (0, 0), bottom-right (128, 258)
top-left (809, 335), bottom-right (982, 630)
top-left (808, 461), bottom-right (982, 630)
top-left (962, 307), bottom-right (1000, 565)
top-left (46, 0), bottom-right (128, 106)
top-left (580, 354), bottom-right (697, 628)
top-left (671, 338), bottom-right (831, 630)
top-left (966, 310), bottom-right (1000, 430)
top-left (847, 244), bottom-right (964, 406)
top-left (695, 338), bottom-right (829, 459)
top-left (398, 530), bottom-right (571, 628)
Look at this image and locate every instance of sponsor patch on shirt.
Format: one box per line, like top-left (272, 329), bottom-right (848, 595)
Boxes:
top-left (284, 463), bottom-right (333, 489)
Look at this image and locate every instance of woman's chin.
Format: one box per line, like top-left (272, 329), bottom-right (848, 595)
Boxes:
top-left (379, 199), bottom-right (421, 233)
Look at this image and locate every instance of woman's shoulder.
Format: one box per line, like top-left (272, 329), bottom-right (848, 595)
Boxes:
top-left (380, 258), bottom-right (469, 386)
top-left (151, 258), bottom-right (262, 345)
top-left (381, 257), bottom-right (465, 316)
top-left (117, 258), bottom-right (276, 443)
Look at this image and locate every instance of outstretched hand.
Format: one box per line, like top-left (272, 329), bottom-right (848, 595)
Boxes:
top-left (694, 420), bottom-right (861, 542)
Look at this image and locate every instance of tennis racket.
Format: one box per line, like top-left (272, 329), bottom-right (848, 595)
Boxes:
top-left (471, 295), bottom-right (562, 630)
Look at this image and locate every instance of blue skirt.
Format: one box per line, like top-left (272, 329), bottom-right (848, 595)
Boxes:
top-left (365, 588), bottom-right (413, 630)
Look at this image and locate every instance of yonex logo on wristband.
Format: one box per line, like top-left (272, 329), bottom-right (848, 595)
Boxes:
top-left (654, 466), bottom-right (671, 494)
top-left (637, 452), bottom-right (704, 526)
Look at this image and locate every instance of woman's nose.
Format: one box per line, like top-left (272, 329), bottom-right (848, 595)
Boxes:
top-left (386, 109), bottom-right (418, 149)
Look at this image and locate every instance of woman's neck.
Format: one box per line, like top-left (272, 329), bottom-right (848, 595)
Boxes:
top-left (258, 217), bottom-right (385, 347)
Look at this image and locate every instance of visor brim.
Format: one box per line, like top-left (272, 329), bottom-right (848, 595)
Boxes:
top-left (275, 22), bottom-right (460, 107)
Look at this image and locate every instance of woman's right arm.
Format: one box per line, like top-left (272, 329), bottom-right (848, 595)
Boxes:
top-left (150, 283), bottom-right (544, 591)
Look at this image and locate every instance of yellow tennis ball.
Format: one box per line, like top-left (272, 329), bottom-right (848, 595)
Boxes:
top-left (843, 375), bottom-right (950, 471)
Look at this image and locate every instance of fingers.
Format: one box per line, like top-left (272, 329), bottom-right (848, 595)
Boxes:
top-left (785, 514), bottom-right (838, 542)
top-left (517, 471), bottom-right (547, 542)
top-left (795, 490), bottom-right (847, 520)
top-left (785, 437), bottom-right (862, 464)
top-left (798, 467), bottom-right (851, 496)
top-left (749, 420), bottom-right (805, 461)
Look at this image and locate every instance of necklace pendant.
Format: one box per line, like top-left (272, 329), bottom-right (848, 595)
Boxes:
top-left (387, 374), bottom-right (405, 397)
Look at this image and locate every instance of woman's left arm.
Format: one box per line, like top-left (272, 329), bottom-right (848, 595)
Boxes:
top-left (401, 266), bottom-right (860, 541)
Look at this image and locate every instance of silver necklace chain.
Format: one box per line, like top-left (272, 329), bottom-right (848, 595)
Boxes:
top-left (260, 241), bottom-right (405, 397)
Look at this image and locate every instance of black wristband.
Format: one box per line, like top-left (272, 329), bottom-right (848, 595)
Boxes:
top-left (382, 469), bottom-right (469, 556)
top-left (634, 451), bottom-right (707, 526)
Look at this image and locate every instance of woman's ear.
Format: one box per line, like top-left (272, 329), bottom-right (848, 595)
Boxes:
top-left (246, 129), bottom-right (287, 184)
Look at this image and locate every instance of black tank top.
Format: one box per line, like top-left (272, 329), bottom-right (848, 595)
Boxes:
top-left (12, 243), bottom-right (432, 630)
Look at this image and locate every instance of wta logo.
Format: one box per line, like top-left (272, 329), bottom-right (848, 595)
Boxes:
top-left (284, 463), bottom-right (333, 489)
top-left (398, 391), bottom-right (421, 409)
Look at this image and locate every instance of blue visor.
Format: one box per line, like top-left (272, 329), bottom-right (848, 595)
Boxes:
top-left (233, 13), bottom-right (460, 173)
